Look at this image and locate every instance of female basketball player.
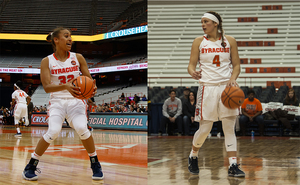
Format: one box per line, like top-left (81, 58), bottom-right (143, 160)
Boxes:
top-left (22, 27), bottom-right (103, 181)
top-left (11, 81), bottom-right (30, 137)
top-left (187, 11), bottom-right (245, 177)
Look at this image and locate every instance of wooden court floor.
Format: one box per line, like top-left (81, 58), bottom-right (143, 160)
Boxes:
top-left (148, 135), bottom-right (300, 185)
top-left (0, 125), bottom-right (147, 185)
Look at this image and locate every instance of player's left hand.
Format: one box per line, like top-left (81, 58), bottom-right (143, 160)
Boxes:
top-left (92, 79), bottom-right (97, 96)
top-left (227, 79), bottom-right (238, 87)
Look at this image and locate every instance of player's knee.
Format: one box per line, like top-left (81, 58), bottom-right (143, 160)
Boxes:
top-left (76, 126), bottom-right (91, 140)
top-left (43, 129), bottom-right (61, 143)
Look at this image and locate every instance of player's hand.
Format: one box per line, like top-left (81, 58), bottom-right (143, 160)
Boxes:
top-left (67, 78), bottom-right (81, 98)
top-left (192, 70), bottom-right (202, 80)
top-left (191, 117), bottom-right (194, 123)
top-left (92, 79), bottom-right (97, 96)
top-left (249, 116), bottom-right (253, 122)
top-left (227, 79), bottom-right (238, 87)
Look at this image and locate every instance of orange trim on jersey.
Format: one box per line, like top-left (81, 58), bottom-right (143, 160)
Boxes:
top-left (203, 35), bottom-right (222, 41)
top-left (200, 86), bottom-right (205, 120)
top-left (53, 51), bottom-right (70, 60)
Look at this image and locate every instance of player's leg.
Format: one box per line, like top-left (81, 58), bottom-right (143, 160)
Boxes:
top-left (14, 105), bottom-right (22, 137)
top-left (222, 116), bottom-right (245, 177)
top-left (23, 101), bottom-right (65, 181)
top-left (67, 99), bottom-right (103, 180)
top-left (189, 85), bottom-right (217, 175)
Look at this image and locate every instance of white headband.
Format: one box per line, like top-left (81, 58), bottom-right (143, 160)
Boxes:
top-left (14, 83), bottom-right (20, 90)
top-left (201, 13), bottom-right (219, 24)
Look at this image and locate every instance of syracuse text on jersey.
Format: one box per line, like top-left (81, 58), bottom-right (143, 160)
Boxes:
top-left (201, 47), bottom-right (230, 54)
top-left (51, 66), bottom-right (79, 75)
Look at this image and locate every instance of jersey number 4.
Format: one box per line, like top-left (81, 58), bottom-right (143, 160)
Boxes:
top-left (213, 55), bottom-right (220, 67)
top-left (58, 75), bottom-right (74, 85)
top-left (19, 92), bottom-right (25, 97)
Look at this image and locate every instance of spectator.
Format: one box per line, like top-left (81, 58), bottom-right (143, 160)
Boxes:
top-left (141, 95), bottom-right (147, 101)
top-left (180, 88), bottom-right (191, 104)
top-left (27, 97), bottom-right (33, 126)
top-left (182, 91), bottom-right (197, 136)
top-left (283, 89), bottom-right (299, 106)
top-left (158, 89), bottom-right (183, 136)
top-left (120, 93), bottom-right (125, 101)
top-left (133, 94), bottom-right (140, 103)
top-left (28, 84), bottom-right (34, 96)
top-left (239, 90), bottom-right (264, 136)
top-left (129, 105), bottom-right (136, 113)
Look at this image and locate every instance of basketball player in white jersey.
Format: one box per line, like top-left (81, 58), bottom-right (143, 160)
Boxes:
top-left (187, 11), bottom-right (245, 177)
top-left (22, 27), bottom-right (103, 181)
top-left (11, 81), bottom-right (30, 137)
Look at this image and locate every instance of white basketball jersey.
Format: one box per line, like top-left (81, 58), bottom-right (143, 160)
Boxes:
top-left (48, 52), bottom-right (80, 99)
top-left (12, 89), bottom-right (28, 104)
top-left (198, 34), bottom-right (232, 83)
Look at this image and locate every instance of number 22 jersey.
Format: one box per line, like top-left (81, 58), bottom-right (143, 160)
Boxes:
top-left (198, 34), bottom-right (232, 84)
top-left (48, 52), bottom-right (80, 99)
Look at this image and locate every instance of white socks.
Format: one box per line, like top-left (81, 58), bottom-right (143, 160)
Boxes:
top-left (229, 157), bottom-right (237, 166)
top-left (16, 127), bottom-right (21, 133)
top-left (88, 151), bottom-right (97, 157)
top-left (31, 152), bottom-right (41, 160)
top-left (189, 149), bottom-right (199, 158)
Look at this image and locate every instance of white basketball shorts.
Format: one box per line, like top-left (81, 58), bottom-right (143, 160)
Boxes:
top-left (48, 98), bottom-right (87, 127)
top-left (14, 103), bottom-right (28, 121)
top-left (195, 83), bottom-right (239, 122)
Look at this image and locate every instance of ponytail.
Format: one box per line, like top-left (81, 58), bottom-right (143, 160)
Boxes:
top-left (46, 27), bottom-right (70, 52)
top-left (206, 11), bottom-right (225, 48)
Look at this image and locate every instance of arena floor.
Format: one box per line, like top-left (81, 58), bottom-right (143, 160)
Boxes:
top-left (148, 135), bottom-right (300, 185)
top-left (0, 125), bottom-right (147, 185)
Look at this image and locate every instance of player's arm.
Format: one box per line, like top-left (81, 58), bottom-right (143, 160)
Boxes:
top-left (40, 57), bottom-right (80, 97)
top-left (26, 96), bottom-right (31, 105)
top-left (226, 35), bottom-right (241, 86)
top-left (87, 98), bottom-right (96, 106)
top-left (77, 53), bottom-right (97, 96)
top-left (11, 99), bottom-right (16, 107)
top-left (188, 37), bottom-right (203, 80)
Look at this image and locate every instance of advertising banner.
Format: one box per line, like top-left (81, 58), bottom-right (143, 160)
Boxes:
top-left (31, 113), bottom-right (147, 131)
top-left (31, 113), bottom-right (69, 127)
top-left (88, 113), bottom-right (147, 131)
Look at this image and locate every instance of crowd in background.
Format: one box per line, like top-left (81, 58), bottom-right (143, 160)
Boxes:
top-left (0, 93), bottom-right (148, 125)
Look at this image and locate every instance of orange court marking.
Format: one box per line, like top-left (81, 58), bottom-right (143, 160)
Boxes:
top-left (0, 143), bottom-right (147, 168)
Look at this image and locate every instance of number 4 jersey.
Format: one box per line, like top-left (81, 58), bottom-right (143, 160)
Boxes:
top-left (198, 34), bottom-right (232, 83)
top-left (48, 52), bottom-right (80, 99)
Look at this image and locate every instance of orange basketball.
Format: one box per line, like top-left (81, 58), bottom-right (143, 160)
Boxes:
top-left (72, 76), bottom-right (95, 99)
top-left (221, 86), bottom-right (245, 109)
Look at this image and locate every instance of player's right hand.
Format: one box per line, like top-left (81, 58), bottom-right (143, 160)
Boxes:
top-left (66, 78), bottom-right (81, 98)
top-left (192, 70), bottom-right (202, 80)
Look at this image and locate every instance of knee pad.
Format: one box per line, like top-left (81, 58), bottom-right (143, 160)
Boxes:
top-left (222, 116), bottom-right (237, 151)
top-left (76, 126), bottom-right (91, 140)
top-left (43, 129), bottom-right (60, 143)
top-left (192, 120), bottom-right (213, 147)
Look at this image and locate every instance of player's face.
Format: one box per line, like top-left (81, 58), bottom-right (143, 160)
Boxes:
top-left (170, 92), bottom-right (176, 100)
top-left (201, 18), bottom-right (217, 34)
top-left (289, 91), bottom-right (294, 99)
top-left (56, 29), bottom-right (72, 51)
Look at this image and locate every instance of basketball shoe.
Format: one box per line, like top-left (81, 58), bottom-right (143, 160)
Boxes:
top-left (14, 133), bottom-right (22, 137)
top-left (188, 156), bottom-right (199, 175)
top-left (22, 159), bottom-right (40, 181)
top-left (228, 164), bottom-right (245, 177)
top-left (90, 156), bottom-right (104, 180)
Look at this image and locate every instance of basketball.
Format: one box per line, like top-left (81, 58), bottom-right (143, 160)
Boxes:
top-left (72, 76), bottom-right (95, 99)
top-left (221, 86), bottom-right (245, 109)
